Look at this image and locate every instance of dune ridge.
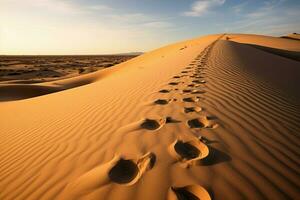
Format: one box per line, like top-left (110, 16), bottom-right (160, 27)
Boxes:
top-left (0, 33), bottom-right (300, 200)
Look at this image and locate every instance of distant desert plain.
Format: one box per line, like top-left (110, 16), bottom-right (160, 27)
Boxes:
top-left (0, 33), bottom-right (300, 200)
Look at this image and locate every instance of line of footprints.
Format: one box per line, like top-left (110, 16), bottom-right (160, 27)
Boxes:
top-left (106, 43), bottom-right (218, 200)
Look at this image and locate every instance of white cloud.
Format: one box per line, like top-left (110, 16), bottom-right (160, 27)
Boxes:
top-left (0, 0), bottom-right (112, 15)
top-left (229, 0), bottom-right (300, 36)
top-left (87, 5), bottom-right (112, 11)
top-left (0, 0), bottom-right (176, 54)
top-left (183, 0), bottom-right (226, 17)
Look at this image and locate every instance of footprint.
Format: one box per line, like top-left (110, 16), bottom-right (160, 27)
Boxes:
top-left (154, 99), bottom-right (171, 105)
top-left (170, 139), bottom-right (209, 163)
top-left (166, 116), bottom-right (181, 123)
top-left (159, 89), bottom-right (170, 93)
top-left (120, 117), bottom-right (167, 132)
top-left (173, 76), bottom-right (181, 79)
top-left (181, 71), bottom-right (189, 74)
top-left (192, 80), bottom-right (206, 84)
top-left (184, 106), bottom-right (202, 113)
top-left (196, 67), bottom-right (205, 70)
top-left (183, 97), bottom-right (201, 102)
top-left (174, 140), bottom-right (200, 160)
top-left (169, 82), bottom-right (180, 86)
top-left (187, 116), bottom-right (218, 129)
top-left (59, 153), bottom-right (156, 198)
top-left (108, 159), bottom-right (138, 184)
top-left (191, 90), bottom-right (205, 94)
top-left (182, 89), bottom-right (205, 95)
top-left (197, 135), bottom-right (216, 144)
top-left (109, 152), bottom-right (156, 185)
top-left (182, 89), bottom-right (192, 93)
top-left (168, 185), bottom-right (211, 200)
top-left (140, 118), bottom-right (166, 130)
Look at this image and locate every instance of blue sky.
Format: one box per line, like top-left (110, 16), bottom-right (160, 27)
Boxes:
top-left (1, 0), bottom-right (299, 54)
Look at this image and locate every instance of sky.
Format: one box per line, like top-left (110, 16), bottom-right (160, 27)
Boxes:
top-left (0, 0), bottom-right (300, 55)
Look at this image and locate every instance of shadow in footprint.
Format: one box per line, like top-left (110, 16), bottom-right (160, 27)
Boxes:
top-left (159, 89), bottom-right (170, 93)
top-left (174, 141), bottom-right (200, 160)
top-left (109, 153), bottom-right (156, 185)
top-left (154, 99), bottom-right (170, 105)
top-left (170, 140), bottom-right (209, 164)
top-left (108, 159), bottom-right (138, 184)
top-left (198, 146), bottom-right (231, 166)
top-left (187, 117), bottom-right (218, 129)
top-left (168, 185), bottom-right (211, 200)
top-left (207, 187), bottom-right (215, 200)
top-left (166, 117), bottom-right (181, 124)
top-left (183, 97), bottom-right (201, 103)
top-left (198, 136), bottom-right (218, 145)
top-left (188, 118), bottom-right (206, 128)
top-left (182, 89), bottom-right (192, 93)
top-left (140, 118), bottom-right (166, 130)
top-left (169, 82), bottom-right (180, 85)
top-left (207, 116), bottom-right (218, 120)
top-left (192, 80), bottom-right (206, 84)
top-left (172, 187), bottom-right (200, 200)
top-left (173, 76), bottom-right (181, 79)
top-left (184, 107), bottom-right (202, 113)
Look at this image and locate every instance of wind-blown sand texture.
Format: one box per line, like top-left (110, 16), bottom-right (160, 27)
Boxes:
top-left (0, 33), bottom-right (300, 200)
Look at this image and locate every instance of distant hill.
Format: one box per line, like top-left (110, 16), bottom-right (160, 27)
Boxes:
top-left (116, 52), bottom-right (143, 56)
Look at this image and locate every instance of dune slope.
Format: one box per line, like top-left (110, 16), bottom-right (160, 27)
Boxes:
top-left (0, 34), bottom-right (300, 200)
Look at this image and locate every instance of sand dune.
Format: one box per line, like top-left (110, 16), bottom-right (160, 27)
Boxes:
top-left (227, 33), bottom-right (300, 51)
top-left (282, 33), bottom-right (300, 41)
top-left (0, 33), bottom-right (300, 200)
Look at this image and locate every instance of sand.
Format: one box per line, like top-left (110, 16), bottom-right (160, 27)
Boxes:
top-left (0, 33), bottom-right (300, 200)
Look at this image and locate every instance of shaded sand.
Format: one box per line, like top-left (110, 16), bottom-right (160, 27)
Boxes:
top-left (1, 33), bottom-right (300, 200)
top-left (225, 34), bottom-right (300, 98)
